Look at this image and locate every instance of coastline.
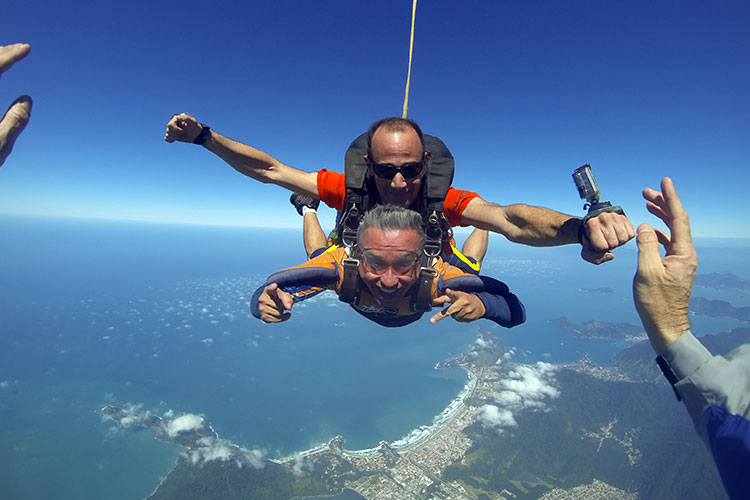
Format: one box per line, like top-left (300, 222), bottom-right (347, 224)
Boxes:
top-left (135, 330), bottom-right (507, 499)
top-left (276, 366), bottom-right (477, 462)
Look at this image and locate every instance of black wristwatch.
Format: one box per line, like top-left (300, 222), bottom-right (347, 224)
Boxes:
top-left (193, 124), bottom-right (211, 145)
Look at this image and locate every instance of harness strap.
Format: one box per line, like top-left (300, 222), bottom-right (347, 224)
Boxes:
top-left (339, 256), bottom-right (361, 305)
top-left (412, 265), bottom-right (436, 312)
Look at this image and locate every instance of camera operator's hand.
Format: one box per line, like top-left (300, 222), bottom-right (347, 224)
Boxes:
top-left (164, 113), bottom-right (202, 144)
top-left (0, 43), bottom-right (32, 167)
top-left (633, 177), bottom-right (696, 354)
top-left (580, 211), bottom-right (635, 264)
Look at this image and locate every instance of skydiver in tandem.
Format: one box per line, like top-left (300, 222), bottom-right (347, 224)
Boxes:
top-left (164, 115), bottom-right (635, 269)
top-left (286, 118), bottom-right (489, 275)
top-left (251, 204), bottom-right (525, 328)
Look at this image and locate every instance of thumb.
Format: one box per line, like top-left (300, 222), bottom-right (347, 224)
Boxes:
top-left (432, 294), bottom-right (451, 305)
top-left (636, 223), bottom-right (662, 274)
top-left (280, 290), bottom-right (294, 310)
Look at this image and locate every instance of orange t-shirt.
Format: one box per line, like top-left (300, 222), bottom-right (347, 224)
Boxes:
top-left (316, 169), bottom-right (479, 227)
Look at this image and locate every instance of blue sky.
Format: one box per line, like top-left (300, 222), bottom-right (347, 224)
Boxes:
top-left (1, 0), bottom-right (748, 237)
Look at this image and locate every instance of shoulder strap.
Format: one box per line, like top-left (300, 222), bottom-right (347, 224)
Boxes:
top-left (329, 133), bottom-right (373, 247)
top-left (421, 134), bottom-right (454, 205)
top-left (339, 248), bottom-right (361, 305)
top-left (411, 134), bottom-right (454, 312)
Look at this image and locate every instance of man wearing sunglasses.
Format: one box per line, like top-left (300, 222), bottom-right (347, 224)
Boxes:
top-left (250, 204), bottom-right (525, 328)
top-left (290, 118), bottom-right (489, 273)
top-left (165, 114), bottom-right (634, 265)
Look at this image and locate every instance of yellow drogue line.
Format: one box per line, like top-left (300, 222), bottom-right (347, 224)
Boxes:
top-left (402, 0), bottom-right (418, 119)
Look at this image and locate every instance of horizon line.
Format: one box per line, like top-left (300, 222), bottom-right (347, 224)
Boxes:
top-left (0, 211), bottom-right (747, 241)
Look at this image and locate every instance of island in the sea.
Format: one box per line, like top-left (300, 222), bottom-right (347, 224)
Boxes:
top-left (690, 297), bottom-right (750, 322)
top-left (549, 317), bottom-right (646, 343)
top-left (694, 271), bottom-right (750, 292)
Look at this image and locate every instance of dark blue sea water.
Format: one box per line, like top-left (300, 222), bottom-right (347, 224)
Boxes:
top-left (1, 215), bottom-right (747, 500)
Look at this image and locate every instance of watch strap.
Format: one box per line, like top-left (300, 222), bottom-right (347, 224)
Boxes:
top-left (193, 124), bottom-right (211, 145)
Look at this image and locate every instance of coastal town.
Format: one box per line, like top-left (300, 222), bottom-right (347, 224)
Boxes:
top-left (274, 332), bottom-right (635, 499)
top-left (103, 330), bottom-right (642, 500)
top-left (277, 336), bottom-right (503, 499)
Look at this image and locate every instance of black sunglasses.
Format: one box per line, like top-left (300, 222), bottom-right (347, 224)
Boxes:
top-left (369, 156), bottom-right (427, 180)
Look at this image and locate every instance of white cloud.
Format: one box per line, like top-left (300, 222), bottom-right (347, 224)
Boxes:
top-left (167, 414), bottom-right (204, 437)
top-left (478, 362), bottom-right (560, 431)
top-left (474, 338), bottom-right (488, 348)
top-left (186, 436), bottom-right (265, 469)
top-left (291, 454), bottom-right (314, 477)
top-left (102, 403), bottom-right (153, 428)
top-left (0, 381), bottom-right (9, 389)
top-left (103, 404), bottom-right (265, 470)
top-left (494, 390), bottom-right (523, 407)
top-left (477, 405), bottom-right (517, 428)
top-left (501, 364), bottom-right (560, 404)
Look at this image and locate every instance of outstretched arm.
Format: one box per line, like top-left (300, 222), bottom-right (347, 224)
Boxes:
top-left (0, 43), bottom-right (32, 168)
top-left (460, 196), bottom-right (635, 264)
top-left (164, 113), bottom-right (318, 198)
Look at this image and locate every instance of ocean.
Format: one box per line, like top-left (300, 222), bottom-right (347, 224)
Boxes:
top-left (1, 215), bottom-right (747, 500)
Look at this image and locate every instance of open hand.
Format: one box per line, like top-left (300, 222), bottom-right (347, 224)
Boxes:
top-left (633, 177), bottom-right (696, 353)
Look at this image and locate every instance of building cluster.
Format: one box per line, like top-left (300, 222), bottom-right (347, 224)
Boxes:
top-left (290, 346), bottom-right (634, 499)
top-left (539, 479), bottom-right (637, 500)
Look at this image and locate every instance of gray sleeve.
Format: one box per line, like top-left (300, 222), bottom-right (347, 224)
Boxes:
top-left (660, 330), bottom-right (750, 445)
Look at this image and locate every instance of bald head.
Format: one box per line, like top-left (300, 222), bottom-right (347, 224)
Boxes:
top-left (366, 117), bottom-right (425, 160)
